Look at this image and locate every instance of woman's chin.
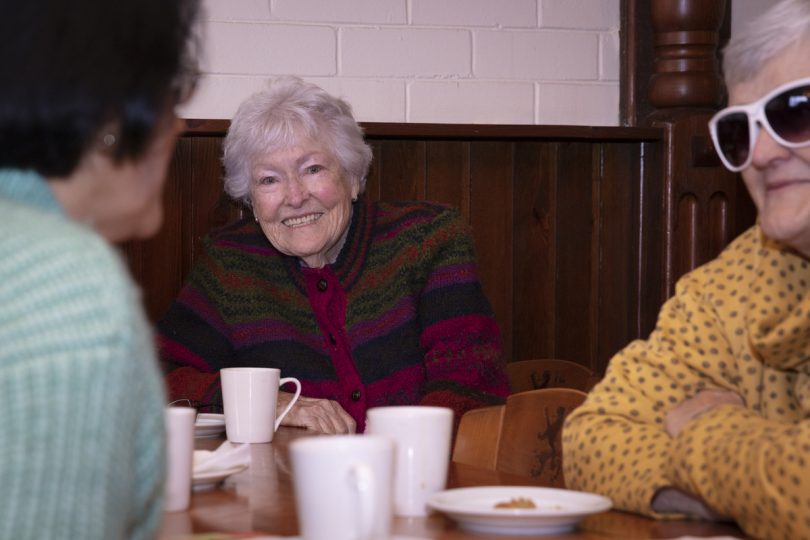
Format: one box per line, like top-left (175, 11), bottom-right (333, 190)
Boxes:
top-left (759, 214), bottom-right (810, 253)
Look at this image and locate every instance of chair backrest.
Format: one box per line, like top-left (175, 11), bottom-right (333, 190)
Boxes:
top-left (450, 405), bottom-right (505, 470)
top-left (452, 388), bottom-right (587, 488)
top-left (495, 388), bottom-right (587, 487)
top-left (506, 358), bottom-right (595, 393)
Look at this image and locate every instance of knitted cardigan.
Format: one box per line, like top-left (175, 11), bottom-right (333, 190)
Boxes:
top-left (159, 198), bottom-right (509, 431)
top-left (0, 170), bottom-right (166, 540)
top-left (563, 225), bottom-right (810, 540)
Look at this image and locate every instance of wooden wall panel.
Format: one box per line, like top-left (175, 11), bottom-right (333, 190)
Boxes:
top-left (377, 140), bottom-right (426, 201)
top-left (512, 142), bottom-right (556, 361)
top-left (596, 142), bottom-right (640, 372)
top-left (468, 142), bottom-right (514, 361)
top-left (656, 113), bottom-right (757, 296)
top-left (425, 141), bottom-right (469, 216)
top-left (122, 138), bottom-right (188, 321)
top-left (635, 140), bottom-right (666, 339)
top-left (554, 142), bottom-right (596, 366)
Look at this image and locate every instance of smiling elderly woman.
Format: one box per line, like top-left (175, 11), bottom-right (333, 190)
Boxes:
top-left (158, 76), bottom-right (509, 434)
top-left (562, 1), bottom-right (810, 539)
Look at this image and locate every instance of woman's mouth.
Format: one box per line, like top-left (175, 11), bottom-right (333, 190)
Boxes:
top-left (766, 178), bottom-right (810, 192)
top-left (283, 213), bottom-right (322, 227)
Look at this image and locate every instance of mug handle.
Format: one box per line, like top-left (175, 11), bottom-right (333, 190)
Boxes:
top-left (274, 377), bottom-right (302, 431)
top-left (348, 463), bottom-right (375, 540)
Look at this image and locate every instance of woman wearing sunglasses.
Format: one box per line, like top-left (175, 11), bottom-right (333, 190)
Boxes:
top-left (562, 1), bottom-right (810, 538)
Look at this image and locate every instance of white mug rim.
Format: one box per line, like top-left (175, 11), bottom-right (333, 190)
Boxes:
top-left (366, 405), bottom-right (453, 420)
top-left (221, 367), bottom-right (281, 374)
top-left (290, 434), bottom-right (393, 454)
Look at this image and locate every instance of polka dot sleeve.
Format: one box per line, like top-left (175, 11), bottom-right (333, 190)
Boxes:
top-left (669, 404), bottom-right (810, 539)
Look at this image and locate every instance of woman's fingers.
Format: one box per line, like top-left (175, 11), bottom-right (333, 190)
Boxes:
top-left (664, 389), bottom-right (744, 437)
top-left (280, 395), bottom-right (356, 434)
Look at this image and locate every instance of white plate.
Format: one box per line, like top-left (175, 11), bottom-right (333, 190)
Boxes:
top-left (427, 486), bottom-right (611, 536)
top-left (195, 413), bottom-right (225, 439)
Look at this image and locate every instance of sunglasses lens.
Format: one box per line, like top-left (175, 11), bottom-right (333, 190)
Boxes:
top-left (715, 112), bottom-right (750, 168)
top-left (766, 84), bottom-right (810, 144)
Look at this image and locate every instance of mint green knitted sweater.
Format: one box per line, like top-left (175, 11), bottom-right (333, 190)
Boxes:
top-left (0, 170), bottom-right (166, 539)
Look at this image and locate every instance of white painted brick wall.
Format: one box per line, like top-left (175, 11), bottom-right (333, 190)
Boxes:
top-left (474, 30), bottom-right (598, 80)
top-left (341, 28), bottom-right (471, 77)
top-left (272, 0), bottom-right (407, 24)
top-left (411, 0), bottom-right (537, 28)
top-left (204, 22), bottom-right (337, 75)
top-left (539, 0), bottom-right (620, 29)
top-left (180, 0), bottom-right (622, 125)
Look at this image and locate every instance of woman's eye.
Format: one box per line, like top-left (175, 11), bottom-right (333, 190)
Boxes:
top-left (304, 165), bottom-right (323, 175)
top-left (257, 176), bottom-right (277, 185)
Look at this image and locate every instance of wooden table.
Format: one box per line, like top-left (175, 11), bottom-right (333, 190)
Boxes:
top-left (159, 427), bottom-right (747, 539)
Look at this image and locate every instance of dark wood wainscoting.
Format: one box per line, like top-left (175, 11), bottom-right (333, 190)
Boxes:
top-left (122, 120), bottom-right (754, 376)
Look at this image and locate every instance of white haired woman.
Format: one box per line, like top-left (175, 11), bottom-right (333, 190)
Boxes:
top-left (563, 1), bottom-right (810, 538)
top-left (158, 76), bottom-right (509, 434)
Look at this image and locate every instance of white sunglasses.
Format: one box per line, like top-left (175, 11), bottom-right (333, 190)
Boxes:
top-left (709, 76), bottom-right (810, 172)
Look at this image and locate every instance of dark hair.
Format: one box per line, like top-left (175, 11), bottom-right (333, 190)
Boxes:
top-left (0, 0), bottom-right (201, 177)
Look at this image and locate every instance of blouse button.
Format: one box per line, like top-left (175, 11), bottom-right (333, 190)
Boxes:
top-left (329, 334), bottom-right (337, 346)
top-left (351, 389), bottom-right (361, 401)
top-left (317, 279), bottom-right (328, 291)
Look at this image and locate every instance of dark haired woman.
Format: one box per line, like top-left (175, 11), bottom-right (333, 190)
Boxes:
top-left (0, 0), bottom-right (200, 537)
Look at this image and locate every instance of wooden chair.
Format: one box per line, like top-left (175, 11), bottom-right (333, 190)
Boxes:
top-left (452, 388), bottom-right (587, 487)
top-left (451, 405), bottom-right (505, 470)
top-left (506, 358), bottom-right (596, 393)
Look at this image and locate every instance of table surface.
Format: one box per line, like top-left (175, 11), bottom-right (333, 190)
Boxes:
top-left (158, 427), bottom-right (747, 539)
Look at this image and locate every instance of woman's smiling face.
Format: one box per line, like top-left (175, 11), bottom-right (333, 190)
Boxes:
top-left (249, 136), bottom-right (359, 268)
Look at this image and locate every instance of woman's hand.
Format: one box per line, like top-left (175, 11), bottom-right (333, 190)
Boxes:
top-left (277, 392), bottom-right (356, 434)
top-left (664, 388), bottom-right (744, 438)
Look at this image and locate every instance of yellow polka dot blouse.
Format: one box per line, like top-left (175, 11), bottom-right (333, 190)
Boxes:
top-left (563, 225), bottom-right (810, 540)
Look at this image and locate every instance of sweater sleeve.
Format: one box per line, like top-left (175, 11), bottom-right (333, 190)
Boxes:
top-left (668, 404), bottom-right (810, 539)
top-left (416, 208), bottom-right (510, 429)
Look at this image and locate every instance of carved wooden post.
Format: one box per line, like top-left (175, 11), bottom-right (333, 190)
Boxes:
top-left (648, 0), bottom-right (724, 109)
top-left (645, 0), bottom-right (755, 297)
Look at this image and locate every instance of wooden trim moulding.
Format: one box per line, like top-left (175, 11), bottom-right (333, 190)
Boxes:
top-left (184, 118), bottom-right (663, 142)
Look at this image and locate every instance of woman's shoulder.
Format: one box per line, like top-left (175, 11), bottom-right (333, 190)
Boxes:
top-left (204, 216), bottom-right (276, 253)
top-left (2, 200), bottom-right (129, 290)
top-left (1, 203), bottom-right (147, 366)
top-left (372, 200), bottom-right (463, 231)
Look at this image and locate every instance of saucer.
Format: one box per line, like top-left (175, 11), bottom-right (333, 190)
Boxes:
top-left (192, 463), bottom-right (247, 491)
top-left (195, 413), bottom-right (226, 439)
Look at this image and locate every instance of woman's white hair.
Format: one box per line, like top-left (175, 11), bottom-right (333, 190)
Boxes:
top-left (723, 0), bottom-right (810, 86)
top-left (222, 76), bottom-right (373, 206)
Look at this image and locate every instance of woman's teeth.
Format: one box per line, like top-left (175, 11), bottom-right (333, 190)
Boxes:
top-left (283, 213), bottom-right (321, 227)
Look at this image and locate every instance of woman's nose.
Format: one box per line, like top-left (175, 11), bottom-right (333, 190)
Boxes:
top-left (285, 175), bottom-right (308, 205)
top-left (750, 123), bottom-right (792, 170)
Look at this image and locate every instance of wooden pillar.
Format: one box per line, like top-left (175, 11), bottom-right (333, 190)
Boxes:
top-left (648, 0), bottom-right (725, 109)
top-left (624, 0), bottom-right (756, 300)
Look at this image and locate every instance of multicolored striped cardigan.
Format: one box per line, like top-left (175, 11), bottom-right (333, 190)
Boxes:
top-left (158, 198), bottom-right (509, 431)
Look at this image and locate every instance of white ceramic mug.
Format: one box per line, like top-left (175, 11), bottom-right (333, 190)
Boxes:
top-left (220, 367), bottom-right (301, 443)
top-left (365, 405), bottom-right (453, 516)
top-left (164, 406), bottom-right (196, 512)
top-left (290, 435), bottom-right (394, 540)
